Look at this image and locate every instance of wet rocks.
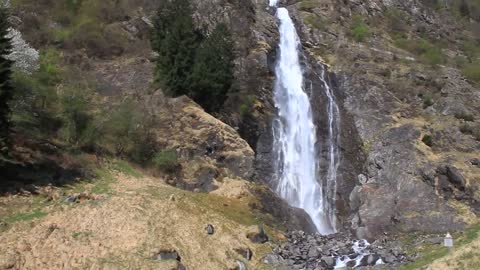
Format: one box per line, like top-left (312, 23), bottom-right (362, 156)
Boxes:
top-left (266, 231), bottom-right (410, 270)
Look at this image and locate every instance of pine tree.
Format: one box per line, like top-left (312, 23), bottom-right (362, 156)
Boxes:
top-left (0, 5), bottom-right (13, 151)
top-left (459, 0), bottom-right (471, 17)
top-left (151, 0), bottom-right (201, 96)
top-left (190, 23), bottom-right (234, 112)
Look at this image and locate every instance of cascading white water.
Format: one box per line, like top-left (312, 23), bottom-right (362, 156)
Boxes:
top-left (270, 3), bottom-right (336, 234)
top-left (319, 68), bottom-right (341, 232)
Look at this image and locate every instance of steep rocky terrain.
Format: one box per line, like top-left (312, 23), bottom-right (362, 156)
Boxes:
top-left (1, 0), bottom-right (479, 269)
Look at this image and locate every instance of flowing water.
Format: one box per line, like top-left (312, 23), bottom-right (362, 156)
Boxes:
top-left (270, 2), bottom-right (338, 234)
top-left (318, 67), bottom-right (341, 232)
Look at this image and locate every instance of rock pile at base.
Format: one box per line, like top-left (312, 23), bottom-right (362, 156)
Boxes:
top-left (265, 231), bottom-right (412, 270)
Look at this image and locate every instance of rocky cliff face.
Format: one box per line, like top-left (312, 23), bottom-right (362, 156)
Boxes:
top-left (184, 0), bottom-right (479, 238)
top-left (239, 0), bottom-right (480, 239)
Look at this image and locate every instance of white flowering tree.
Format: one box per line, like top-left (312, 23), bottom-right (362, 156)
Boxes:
top-left (0, 0), bottom-right (9, 8)
top-left (1, 0), bottom-right (39, 74)
top-left (6, 28), bottom-right (39, 74)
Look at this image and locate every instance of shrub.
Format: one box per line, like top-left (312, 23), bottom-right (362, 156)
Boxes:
top-left (350, 16), bottom-right (371, 42)
top-left (58, 85), bottom-right (94, 148)
top-left (239, 95), bottom-right (256, 120)
top-left (455, 111), bottom-right (475, 121)
top-left (459, 123), bottom-right (474, 134)
top-left (423, 95), bottom-right (434, 108)
top-left (422, 134), bottom-right (434, 147)
top-left (100, 100), bottom-right (157, 163)
top-left (152, 150), bottom-right (179, 173)
top-left (460, 123), bottom-right (480, 141)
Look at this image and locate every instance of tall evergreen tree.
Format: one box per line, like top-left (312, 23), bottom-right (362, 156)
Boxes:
top-left (190, 23), bottom-right (234, 112)
top-left (151, 0), bottom-right (201, 96)
top-left (0, 5), bottom-right (13, 152)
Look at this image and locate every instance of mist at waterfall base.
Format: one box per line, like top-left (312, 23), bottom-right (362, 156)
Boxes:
top-left (270, 4), bottom-right (337, 235)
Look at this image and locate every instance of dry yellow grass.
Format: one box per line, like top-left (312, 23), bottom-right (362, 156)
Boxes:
top-left (0, 170), bottom-right (272, 270)
top-left (426, 237), bottom-right (480, 270)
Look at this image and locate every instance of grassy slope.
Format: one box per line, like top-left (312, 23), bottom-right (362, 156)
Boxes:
top-left (0, 160), bottom-right (275, 269)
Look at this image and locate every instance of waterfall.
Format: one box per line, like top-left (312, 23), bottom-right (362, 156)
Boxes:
top-left (270, 2), bottom-right (338, 234)
top-left (319, 67), bottom-right (341, 232)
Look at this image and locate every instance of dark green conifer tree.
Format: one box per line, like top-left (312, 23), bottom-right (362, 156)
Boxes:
top-left (0, 5), bottom-right (13, 152)
top-left (190, 23), bottom-right (234, 112)
top-left (151, 0), bottom-right (201, 96)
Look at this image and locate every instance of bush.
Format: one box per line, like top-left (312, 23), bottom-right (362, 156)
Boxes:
top-left (422, 134), bottom-right (434, 147)
top-left (455, 111), bottom-right (475, 121)
top-left (100, 99), bottom-right (157, 163)
top-left (152, 150), bottom-right (179, 173)
top-left (58, 85), bottom-right (95, 148)
top-left (350, 15), bottom-right (371, 42)
top-left (239, 95), bottom-right (256, 120)
top-left (459, 123), bottom-right (474, 134)
top-left (423, 94), bottom-right (435, 108)
top-left (460, 123), bottom-right (480, 141)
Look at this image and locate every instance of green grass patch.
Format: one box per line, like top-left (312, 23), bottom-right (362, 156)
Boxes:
top-left (4, 209), bottom-right (48, 224)
top-left (462, 62), bottom-right (480, 84)
top-left (152, 150), bottom-right (179, 173)
top-left (186, 193), bottom-right (262, 226)
top-left (111, 159), bottom-right (143, 178)
top-left (298, 0), bottom-right (318, 11)
top-left (303, 13), bottom-right (331, 31)
top-left (394, 37), bottom-right (445, 65)
top-left (90, 167), bottom-right (115, 194)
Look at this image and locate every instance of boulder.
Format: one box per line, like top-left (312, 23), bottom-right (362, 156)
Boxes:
top-left (321, 256), bottom-right (335, 267)
top-left (151, 248), bottom-right (181, 262)
top-left (206, 224), bottom-right (215, 235)
top-left (445, 166), bottom-right (466, 190)
top-left (246, 225), bottom-right (268, 243)
top-left (234, 247), bottom-right (253, 261)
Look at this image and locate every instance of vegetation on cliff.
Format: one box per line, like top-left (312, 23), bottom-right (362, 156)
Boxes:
top-left (152, 0), bottom-right (234, 112)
